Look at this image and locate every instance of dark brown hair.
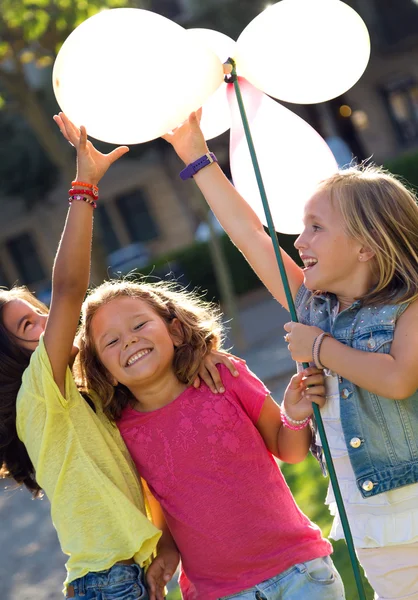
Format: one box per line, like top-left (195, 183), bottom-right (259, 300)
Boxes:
top-left (0, 287), bottom-right (48, 497)
top-left (76, 280), bottom-right (224, 420)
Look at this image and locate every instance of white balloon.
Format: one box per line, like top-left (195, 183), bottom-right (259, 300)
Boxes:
top-left (235, 0), bottom-right (370, 104)
top-left (186, 28), bottom-right (236, 140)
top-left (228, 78), bottom-right (338, 234)
top-left (53, 9), bottom-right (224, 144)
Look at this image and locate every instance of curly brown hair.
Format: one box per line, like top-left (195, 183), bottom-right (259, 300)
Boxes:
top-left (75, 280), bottom-right (224, 421)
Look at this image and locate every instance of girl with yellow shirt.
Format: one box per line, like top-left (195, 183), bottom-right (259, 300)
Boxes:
top-left (0, 114), bottom-right (235, 599)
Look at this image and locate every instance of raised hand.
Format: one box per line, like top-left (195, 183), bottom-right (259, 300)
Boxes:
top-left (162, 109), bottom-right (208, 166)
top-left (53, 112), bottom-right (129, 185)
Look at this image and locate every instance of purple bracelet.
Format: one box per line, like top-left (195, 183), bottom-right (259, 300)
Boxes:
top-left (179, 152), bottom-right (218, 180)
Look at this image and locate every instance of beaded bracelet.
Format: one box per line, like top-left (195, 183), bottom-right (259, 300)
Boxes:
top-left (72, 180), bottom-right (99, 198)
top-left (312, 332), bottom-right (331, 370)
top-left (281, 408), bottom-right (311, 431)
top-left (69, 194), bottom-right (97, 209)
top-left (68, 187), bottom-right (97, 200)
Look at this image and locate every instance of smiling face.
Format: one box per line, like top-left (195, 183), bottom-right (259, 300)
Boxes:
top-left (91, 296), bottom-right (182, 391)
top-left (2, 298), bottom-right (48, 351)
top-left (294, 189), bottom-right (372, 299)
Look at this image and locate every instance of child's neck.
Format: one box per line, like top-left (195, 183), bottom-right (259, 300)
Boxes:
top-left (129, 370), bottom-right (187, 413)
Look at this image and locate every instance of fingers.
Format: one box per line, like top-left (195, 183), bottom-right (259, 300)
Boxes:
top-left (79, 125), bottom-right (87, 151)
top-left (107, 145), bottom-right (129, 164)
top-left (210, 353), bottom-right (239, 377)
top-left (283, 321), bottom-right (294, 333)
top-left (199, 361), bottom-right (225, 394)
top-left (53, 114), bottom-right (71, 143)
top-left (306, 393), bottom-right (326, 409)
top-left (195, 107), bottom-right (202, 124)
top-left (302, 373), bottom-right (324, 387)
top-left (192, 375), bottom-right (201, 389)
top-left (287, 372), bottom-right (304, 390)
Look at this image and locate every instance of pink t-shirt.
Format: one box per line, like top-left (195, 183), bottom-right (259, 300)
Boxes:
top-left (118, 362), bottom-right (331, 600)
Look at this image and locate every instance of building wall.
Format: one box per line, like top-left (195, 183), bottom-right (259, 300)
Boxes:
top-left (0, 150), bottom-right (198, 294)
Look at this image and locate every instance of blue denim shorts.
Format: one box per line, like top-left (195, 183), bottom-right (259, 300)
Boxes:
top-left (66, 563), bottom-right (148, 600)
top-left (219, 556), bottom-right (345, 600)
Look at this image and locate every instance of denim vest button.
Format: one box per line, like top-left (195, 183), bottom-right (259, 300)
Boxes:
top-left (367, 337), bottom-right (376, 349)
top-left (350, 437), bottom-right (362, 448)
top-left (362, 480), bottom-right (374, 492)
top-left (341, 388), bottom-right (352, 399)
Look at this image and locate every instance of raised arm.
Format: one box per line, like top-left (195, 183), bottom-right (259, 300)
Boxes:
top-left (44, 114), bottom-right (128, 395)
top-left (163, 111), bottom-right (303, 311)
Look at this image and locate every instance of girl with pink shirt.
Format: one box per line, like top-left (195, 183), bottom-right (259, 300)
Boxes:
top-left (76, 279), bottom-right (344, 600)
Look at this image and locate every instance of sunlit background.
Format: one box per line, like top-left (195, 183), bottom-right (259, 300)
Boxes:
top-left (1, 1), bottom-right (418, 598)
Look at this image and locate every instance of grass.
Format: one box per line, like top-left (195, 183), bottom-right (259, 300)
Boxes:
top-left (167, 454), bottom-right (374, 600)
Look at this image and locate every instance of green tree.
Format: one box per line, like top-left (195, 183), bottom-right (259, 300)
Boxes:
top-left (0, 0), bottom-right (149, 180)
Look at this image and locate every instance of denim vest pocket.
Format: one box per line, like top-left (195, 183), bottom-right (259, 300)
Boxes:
top-left (351, 327), bottom-right (393, 354)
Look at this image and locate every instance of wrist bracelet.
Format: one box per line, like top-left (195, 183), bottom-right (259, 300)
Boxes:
top-left (179, 152), bottom-right (218, 180)
top-left (312, 332), bottom-right (331, 369)
top-left (281, 408), bottom-right (311, 431)
top-left (69, 194), bottom-right (97, 209)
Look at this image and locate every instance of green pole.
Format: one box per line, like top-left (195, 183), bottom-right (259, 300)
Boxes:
top-left (226, 59), bottom-right (367, 600)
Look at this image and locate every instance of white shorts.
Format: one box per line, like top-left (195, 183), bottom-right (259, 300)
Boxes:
top-left (357, 542), bottom-right (418, 600)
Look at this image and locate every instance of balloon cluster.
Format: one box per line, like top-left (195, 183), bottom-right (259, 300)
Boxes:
top-left (53, 0), bottom-right (370, 233)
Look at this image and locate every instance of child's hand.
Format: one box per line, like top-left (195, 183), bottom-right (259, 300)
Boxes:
top-left (193, 350), bottom-right (244, 394)
top-left (146, 545), bottom-right (179, 600)
top-left (162, 109), bottom-right (209, 165)
top-left (53, 112), bottom-right (129, 185)
top-left (283, 367), bottom-right (326, 422)
top-left (284, 322), bottom-right (323, 363)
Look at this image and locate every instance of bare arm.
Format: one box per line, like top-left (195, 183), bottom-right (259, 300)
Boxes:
top-left (142, 480), bottom-right (180, 600)
top-left (256, 368), bottom-right (325, 463)
top-left (285, 299), bottom-right (418, 399)
top-left (43, 114), bottom-right (128, 395)
top-left (163, 112), bottom-right (304, 310)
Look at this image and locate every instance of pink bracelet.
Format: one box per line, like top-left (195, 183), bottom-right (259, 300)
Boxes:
top-left (281, 410), bottom-right (311, 431)
top-left (312, 332), bottom-right (331, 369)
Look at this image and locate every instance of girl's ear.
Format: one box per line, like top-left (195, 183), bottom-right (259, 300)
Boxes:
top-left (359, 245), bottom-right (375, 263)
top-left (169, 318), bottom-right (184, 347)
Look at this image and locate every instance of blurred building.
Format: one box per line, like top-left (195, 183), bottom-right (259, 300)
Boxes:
top-left (1, 0), bottom-right (418, 293)
top-left (306, 0), bottom-right (418, 164)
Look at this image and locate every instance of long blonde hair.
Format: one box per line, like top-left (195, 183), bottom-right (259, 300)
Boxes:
top-left (318, 164), bottom-right (418, 306)
top-left (76, 280), bottom-right (224, 420)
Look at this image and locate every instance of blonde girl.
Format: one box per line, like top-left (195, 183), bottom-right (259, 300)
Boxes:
top-left (163, 111), bottom-right (418, 600)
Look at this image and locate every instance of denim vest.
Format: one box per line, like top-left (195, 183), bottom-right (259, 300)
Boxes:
top-left (296, 285), bottom-right (418, 499)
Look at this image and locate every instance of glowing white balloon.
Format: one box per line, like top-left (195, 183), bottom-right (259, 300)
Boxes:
top-left (53, 9), bottom-right (224, 144)
top-left (186, 28), bottom-right (236, 140)
top-left (228, 78), bottom-right (338, 234)
top-left (235, 0), bottom-right (370, 104)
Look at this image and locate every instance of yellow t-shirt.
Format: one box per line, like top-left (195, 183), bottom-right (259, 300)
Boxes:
top-left (16, 336), bottom-right (161, 586)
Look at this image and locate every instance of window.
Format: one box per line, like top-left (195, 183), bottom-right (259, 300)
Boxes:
top-left (382, 78), bottom-right (418, 145)
top-left (6, 232), bottom-right (46, 285)
top-left (116, 189), bottom-right (159, 243)
top-left (95, 204), bottom-right (121, 254)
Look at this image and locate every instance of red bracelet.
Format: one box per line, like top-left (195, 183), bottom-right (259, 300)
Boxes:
top-left (69, 194), bottom-right (97, 209)
top-left (68, 188), bottom-right (98, 201)
top-left (72, 181), bottom-right (99, 197)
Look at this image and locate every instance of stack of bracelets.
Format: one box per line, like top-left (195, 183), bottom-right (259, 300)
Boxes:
top-left (281, 408), bottom-right (311, 431)
top-left (68, 180), bottom-right (99, 209)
